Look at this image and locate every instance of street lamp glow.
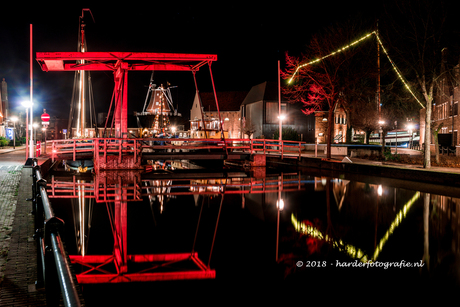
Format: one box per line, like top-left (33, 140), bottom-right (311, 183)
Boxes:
top-left (276, 199), bottom-right (285, 211)
top-left (278, 114), bottom-right (286, 121)
top-left (21, 100), bottom-right (33, 108)
top-left (378, 185), bottom-right (383, 196)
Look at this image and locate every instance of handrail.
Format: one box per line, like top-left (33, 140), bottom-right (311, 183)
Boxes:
top-left (48, 137), bottom-right (305, 161)
top-left (32, 159), bottom-right (82, 307)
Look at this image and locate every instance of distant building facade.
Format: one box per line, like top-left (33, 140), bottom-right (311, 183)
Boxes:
top-left (420, 57), bottom-right (460, 155)
top-left (0, 78), bottom-right (8, 137)
top-left (239, 81), bottom-right (314, 141)
top-left (190, 91), bottom-right (248, 138)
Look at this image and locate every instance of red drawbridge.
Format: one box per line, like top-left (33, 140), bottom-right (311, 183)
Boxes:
top-left (36, 51), bottom-right (220, 139)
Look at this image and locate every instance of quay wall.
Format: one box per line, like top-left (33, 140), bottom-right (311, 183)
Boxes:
top-left (267, 156), bottom-right (460, 189)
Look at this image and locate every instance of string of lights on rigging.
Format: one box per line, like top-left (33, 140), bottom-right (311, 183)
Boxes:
top-left (288, 31), bottom-right (424, 108)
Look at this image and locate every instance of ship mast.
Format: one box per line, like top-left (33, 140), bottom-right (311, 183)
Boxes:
top-left (68, 9), bottom-right (95, 139)
top-left (78, 20), bottom-right (86, 137)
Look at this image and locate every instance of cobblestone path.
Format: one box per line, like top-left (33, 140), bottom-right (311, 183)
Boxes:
top-left (0, 165), bottom-right (23, 282)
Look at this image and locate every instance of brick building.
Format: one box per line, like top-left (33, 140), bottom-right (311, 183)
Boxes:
top-left (190, 91), bottom-right (248, 138)
top-left (420, 59), bottom-right (460, 155)
top-left (314, 103), bottom-right (348, 144)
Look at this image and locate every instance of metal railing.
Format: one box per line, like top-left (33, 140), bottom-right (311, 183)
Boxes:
top-left (31, 159), bottom-right (83, 307)
top-left (46, 172), bottom-right (307, 199)
top-left (47, 137), bottom-right (305, 161)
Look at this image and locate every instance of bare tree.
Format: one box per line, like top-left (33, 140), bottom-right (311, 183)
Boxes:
top-left (381, 0), bottom-right (456, 168)
top-left (281, 22), bottom-right (368, 158)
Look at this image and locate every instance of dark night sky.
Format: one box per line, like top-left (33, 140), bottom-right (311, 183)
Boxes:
top-left (1, 3), bottom-right (379, 122)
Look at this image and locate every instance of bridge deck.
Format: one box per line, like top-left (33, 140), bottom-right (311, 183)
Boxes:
top-left (45, 138), bottom-right (305, 170)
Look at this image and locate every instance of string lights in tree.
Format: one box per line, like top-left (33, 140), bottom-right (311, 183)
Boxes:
top-left (288, 31), bottom-right (424, 108)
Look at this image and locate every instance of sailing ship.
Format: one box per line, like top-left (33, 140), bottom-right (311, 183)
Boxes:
top-left (135, 74), bottom-right (182, 137)
top-left (69, 10), bottom-right (96, 257)
top-left (66, 10), bottom-right (96, 172)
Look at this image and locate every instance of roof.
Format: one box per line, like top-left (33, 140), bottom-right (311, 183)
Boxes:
top-left (199, 91), bottom-right (248, 112)
top-left (241, 81), bottom-right (284, 105)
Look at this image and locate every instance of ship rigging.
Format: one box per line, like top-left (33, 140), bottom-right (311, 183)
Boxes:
top-left (136, 73), bottom-right (181, 137)
top-left (68, 9), bottom-right (97, 139)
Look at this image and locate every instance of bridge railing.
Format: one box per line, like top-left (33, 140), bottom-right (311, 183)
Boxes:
top-left (48, 138), bottom-right (305, 161)
top-left (46, 172), bottom-right (307, 198)
top-left (50, 139), bottom-right (95, 162)
top-left (94, 138), bottom-right (141, 164)
top-left (249, 139), bottom-right (304, 159)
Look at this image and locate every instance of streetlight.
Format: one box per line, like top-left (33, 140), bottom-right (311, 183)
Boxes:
top-left (394, 120), bottom-right (398, 154)
top-left (278, 114), bottom-right (286, 154)
top-left (42, 126), bottom-right (47, 155)
top-left (378, 120), bottom-right (385, 146)
top-left (11, 116), bottom-right (18, 149)
top-left (33, 122), bottom-right (39, 145)
top-left (407, 123), bottom-right (414, 149)
top-left (276, 174), bottom-right (284, 262)
top-left (21, 100), bottom-right (33, 160)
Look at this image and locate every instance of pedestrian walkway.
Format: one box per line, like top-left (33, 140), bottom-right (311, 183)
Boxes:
top-left (0, 147), bottom-right (48, 306)
top-left (0, 164), bottom-right (47, 306)
top-left (300, 148), bottom-right (460, 175)
top-left (0, 145), bottom-right (26, 155)
top-left (0, 164), bottom-right (22, 276)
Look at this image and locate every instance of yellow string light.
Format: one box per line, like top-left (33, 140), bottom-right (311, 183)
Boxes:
top-left (374, 33), bottom-right (424, 108)
top-left (288, 31), bottom-right (424, 108)
top-left (291, 190), bottom-right (420, 262)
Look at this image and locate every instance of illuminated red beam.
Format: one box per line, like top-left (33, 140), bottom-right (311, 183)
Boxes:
top-left (36, 51), bottom-right (217, 72)
top-left (37, 51), bottom-right (217, 61)
top-left (74, 270), bottom-right (216, 284)
top-left (70, 253), bottom-right (215, 284)
top-left (54, 63), bottom-right (197, 71)
top-left (71, 253), bottom-right (201, 264)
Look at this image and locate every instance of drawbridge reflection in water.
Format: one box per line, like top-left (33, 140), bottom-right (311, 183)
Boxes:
top-left (48, 170), bottom-right (308, 284)
top-left (45, 167), bottom-right (460, 293)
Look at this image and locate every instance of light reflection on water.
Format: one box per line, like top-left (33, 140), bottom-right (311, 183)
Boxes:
top-left (48, 166), bottom-right (460, 302)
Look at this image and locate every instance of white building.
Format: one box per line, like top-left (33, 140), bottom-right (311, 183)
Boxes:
top-left (190, 91), bottom-right (248, 139)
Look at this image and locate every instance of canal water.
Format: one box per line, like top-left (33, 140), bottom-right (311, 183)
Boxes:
top-left (48, 163), bottom-right (460, 304)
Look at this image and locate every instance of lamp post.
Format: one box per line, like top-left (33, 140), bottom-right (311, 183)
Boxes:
top-left (394, 120), bottom-right (398, 155)
top-left (276, 174), bottom-right (284, 262)
top-left (42, 126), bottom-right (47, 155)
top-left (21, 100), bottom-right (33, 160)
top-left (29, 24), bottom-right (34, 160)
top-left (11, 117), bottom-right (18, 149)
top-left (407, 123), bottom-right (414, 149)
top-left (378, 120), bottom-right (385, 145)
top-left (33, 122), bottom-right (38, 145)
